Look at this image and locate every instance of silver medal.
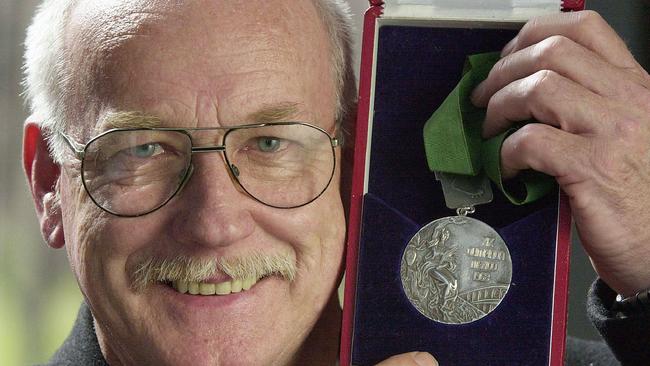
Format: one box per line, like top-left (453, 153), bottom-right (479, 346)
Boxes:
top-left (400, 215), bottom-right (511, 324)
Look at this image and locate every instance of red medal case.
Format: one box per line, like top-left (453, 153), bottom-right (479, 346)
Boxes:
top-left (340, 1), bottom-right (585, 365)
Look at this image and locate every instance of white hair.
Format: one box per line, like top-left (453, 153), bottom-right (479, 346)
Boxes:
top-left (311, 0), bottom-right (358, 135)
top-left (23, 0), bottom-right (79, 164)
top-left (23, 0), bottom-right (357, 164)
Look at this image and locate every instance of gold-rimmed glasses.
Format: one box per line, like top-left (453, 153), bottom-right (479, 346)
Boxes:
top-left (59, 122), bottom-right (340, 217)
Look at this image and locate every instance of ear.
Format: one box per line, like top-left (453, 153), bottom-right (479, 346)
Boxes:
top-left (23, 120), bottom-right (65, 249)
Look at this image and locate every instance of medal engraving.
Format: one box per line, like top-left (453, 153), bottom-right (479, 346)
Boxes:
top-left (400, 216), bottom-right (511, 324)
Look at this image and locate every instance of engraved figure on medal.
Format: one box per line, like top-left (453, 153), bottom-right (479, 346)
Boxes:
top-left (400, 172), bottom-right (512, 324)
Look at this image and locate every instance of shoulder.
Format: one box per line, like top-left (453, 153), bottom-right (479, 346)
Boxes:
top-left (565, 336), bottom-right (619, 366)
top-left (37, 302), bottom-right (108, 366)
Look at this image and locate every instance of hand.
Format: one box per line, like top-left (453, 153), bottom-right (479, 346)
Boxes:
top-left (471, 11), bottom-right (650, 296)
top-left (375, 352), bottom-right (438, 366)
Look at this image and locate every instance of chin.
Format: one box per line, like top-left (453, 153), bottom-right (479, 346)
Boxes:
top-left (97, 275), bottom-right (313, 366)
top-left (147, 345), bottom-right (278, 366)
top-left (102, 308), bottom-right (303, 366)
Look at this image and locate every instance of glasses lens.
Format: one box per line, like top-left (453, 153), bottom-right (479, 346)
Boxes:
top-left (82, 130), bottom-right (192, 216)
top-left (225, 124), bottom-right (335, 208)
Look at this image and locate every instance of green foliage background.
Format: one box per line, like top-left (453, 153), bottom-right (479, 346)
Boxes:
top-left (1, 1), bottom-right (83, 364)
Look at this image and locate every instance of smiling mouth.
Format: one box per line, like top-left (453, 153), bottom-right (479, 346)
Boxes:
top-left (166, 277), bottom-right (260, 296)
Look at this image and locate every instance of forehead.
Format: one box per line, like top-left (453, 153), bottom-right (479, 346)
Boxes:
top-left (66, 0), bottom-right (335, 130)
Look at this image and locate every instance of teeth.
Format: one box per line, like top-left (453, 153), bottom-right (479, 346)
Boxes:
top-left (231, 279), bottom-right (243, 293)
top-left (171, 277), bottom-right (259, 296)
top-left (242, 277), bottom-right (254, 290)
top-left (215, 281), bottom-right (231, 295)
top-left (199, 283), bottom-right (215, 295)
top-left (188, 282), bottom-right (199, 295)
top-left (178, 281), bottom-right (188, 294)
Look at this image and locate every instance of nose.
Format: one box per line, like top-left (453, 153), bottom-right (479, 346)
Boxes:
top-left (168, 153), bottom-right (256, 249)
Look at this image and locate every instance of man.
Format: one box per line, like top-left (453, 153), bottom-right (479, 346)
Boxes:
top-left (21, 0), bottom-right (650, 365)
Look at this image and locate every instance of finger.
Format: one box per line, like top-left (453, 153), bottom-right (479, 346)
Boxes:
top-left (482, 70), bottom-right (609, 138)
top-left (500, 123), bottom-right (588, 180)
top-left (502, 11), bottom-right (641, 71)
top-left (472, 35), bottom-right (649, 106)
top-left (374, 352), bottom-right (438, 366)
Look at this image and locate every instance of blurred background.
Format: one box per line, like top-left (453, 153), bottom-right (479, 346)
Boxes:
top-left (1, 1), bottom-right (648, 364)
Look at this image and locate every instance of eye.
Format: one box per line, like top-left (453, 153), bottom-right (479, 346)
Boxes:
top-left (256, 137), bottom-right (282, 152)
top-left (128, 143), bottom-right (164, 158)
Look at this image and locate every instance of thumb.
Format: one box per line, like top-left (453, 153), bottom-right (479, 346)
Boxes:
top-left (375, 351), bottom-right (438, 366)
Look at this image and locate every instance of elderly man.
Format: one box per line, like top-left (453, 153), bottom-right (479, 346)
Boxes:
top-left (21, 0), bottom-right (650, 365)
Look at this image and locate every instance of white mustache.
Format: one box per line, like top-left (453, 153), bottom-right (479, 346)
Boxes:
top-left (131, 251), bottom-right (297, 292)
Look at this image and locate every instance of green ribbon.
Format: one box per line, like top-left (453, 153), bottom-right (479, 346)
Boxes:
top-left (423, 52), bottom-right (554, 205)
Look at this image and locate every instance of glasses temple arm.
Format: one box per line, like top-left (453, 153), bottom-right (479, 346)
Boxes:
top-left (332, 124), bottom-right (345, 147)
top-left (58, 131), bottom-right (85, 159)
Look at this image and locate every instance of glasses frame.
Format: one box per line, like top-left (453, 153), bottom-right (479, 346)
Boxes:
top-left (58, 121), bottom-right (340, 217)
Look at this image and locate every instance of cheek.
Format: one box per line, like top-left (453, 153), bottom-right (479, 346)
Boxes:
top-left (60, 170), bottom-right (106, 291)
top-left (292, 184), bottom-right (346, 291)
top-left (314, 165), bottom-right (346, 272)
top-left (60, 169), bottom-right (169, 336)
top-left (60, 168), bottom-right (153, 300)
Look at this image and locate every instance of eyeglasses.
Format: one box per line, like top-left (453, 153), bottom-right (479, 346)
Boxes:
top-left (59, 122), bottom-right (340, 217)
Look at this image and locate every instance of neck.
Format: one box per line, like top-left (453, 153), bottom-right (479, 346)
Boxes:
top-left (95, 318), bottom-right (126, 366)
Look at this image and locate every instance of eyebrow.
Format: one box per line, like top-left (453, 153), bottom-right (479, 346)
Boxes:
top-left (101, 111), bottom-right (163, 129)
top-left (246, 102), bottom-right (301, 123)
top-left (101, 102), bottom-right (303, 130)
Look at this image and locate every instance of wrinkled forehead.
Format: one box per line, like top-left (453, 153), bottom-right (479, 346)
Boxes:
top-left (64, 0), bottom-right (335, 132)
top-left (67, 0), bottom-right (326, 54)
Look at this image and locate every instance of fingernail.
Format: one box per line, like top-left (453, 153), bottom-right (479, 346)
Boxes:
top-left (413, 352), bottom-right (438, 366)
top-left (501, 36), bottom-right (518, 57)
